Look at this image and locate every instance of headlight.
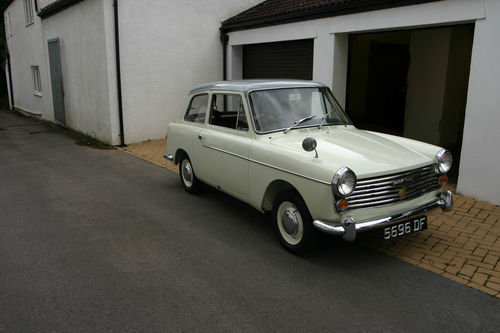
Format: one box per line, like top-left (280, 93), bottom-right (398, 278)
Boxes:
top-left (332, 167), bottom-right (357, 197)
top-left (434, 149), bottom-right (452, 174)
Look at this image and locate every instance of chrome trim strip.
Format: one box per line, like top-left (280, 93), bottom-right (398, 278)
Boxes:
top-left (356, 176), bottom-right (437, 190)
top-left (202, 144), bottom-right (331, 185)
top-left (313, 191), bottom-right (453, 240)
top-left (356, 166), bottom-right (435, 184)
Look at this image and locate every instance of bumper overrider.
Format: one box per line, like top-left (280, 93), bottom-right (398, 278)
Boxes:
top-left (313, 191), bottom-right (453, 242)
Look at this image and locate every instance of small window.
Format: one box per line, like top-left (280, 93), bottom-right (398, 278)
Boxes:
top-left (184, 94), bottom-right (208, 123)
top-left (31, 66), bottom-right (42, 95)
top-left (209, 94), bottom-right (248, 131)
top-left (23, 0), bottom-right (34, 26)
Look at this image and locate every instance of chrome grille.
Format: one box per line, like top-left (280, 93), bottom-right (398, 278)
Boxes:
top-left (345, 165), bottom-right (441, 210)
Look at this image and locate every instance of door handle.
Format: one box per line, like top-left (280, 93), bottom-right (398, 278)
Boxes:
top-left (198, 134), bottom-right (205, 140)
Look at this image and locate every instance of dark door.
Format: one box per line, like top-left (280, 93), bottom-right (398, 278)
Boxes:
top-left (48, 38), bottom-right (66, 126)
top-left (243, 39), bottom-right (313, 80)
top-left (365, 42), bottom-right (410, 134)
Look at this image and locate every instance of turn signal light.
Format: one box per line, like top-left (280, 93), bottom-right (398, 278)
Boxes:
top-left (439, 175), bottom-right (448, 184)
top-left (337, 199), bottom-right (349, 210)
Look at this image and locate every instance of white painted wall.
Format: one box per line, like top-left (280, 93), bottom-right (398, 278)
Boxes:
top-left (226, 0), bottom-right (500, 204)
top-left (41, 0), bottom-right (118, 144)
top-left (118, 0), bottom-right (262, 144)
top-left (457, 0), bottom-right (500, 204)
top-left (38, 0), bottom-right (59, 8)
top-left (4, 0), bottom-right (49, 116)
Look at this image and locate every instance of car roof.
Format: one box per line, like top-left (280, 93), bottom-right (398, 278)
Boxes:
top-left (189, 80), bottom-right (327, 94)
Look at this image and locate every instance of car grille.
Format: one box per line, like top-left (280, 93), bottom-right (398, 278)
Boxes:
top-left (345, 165), bottom-right (441, 210)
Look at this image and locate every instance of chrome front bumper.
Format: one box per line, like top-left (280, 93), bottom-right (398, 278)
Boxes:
top-left (313, 191), bottom-right (453, 242)
top-left (163, 154), bottom-right (174, 161)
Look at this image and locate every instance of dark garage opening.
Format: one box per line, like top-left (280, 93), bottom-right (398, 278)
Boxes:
top-left (243, 39), bottom-right (313, 80)
top-left (346, 24), bottom-right (474, 181)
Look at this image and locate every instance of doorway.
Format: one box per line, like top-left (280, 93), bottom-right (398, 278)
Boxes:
top-left (346, 25), bottom-right (474, 181)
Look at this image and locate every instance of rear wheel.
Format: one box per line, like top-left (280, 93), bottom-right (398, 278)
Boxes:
top-left (272, 191), bottom-right (314, 254)
top-left (179, 155), bottom-right (201, 194)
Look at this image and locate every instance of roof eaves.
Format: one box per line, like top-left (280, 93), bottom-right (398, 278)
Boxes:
top-left (38, 0), bottom-right (86, 19)
top-left (221, 0), bottom-right (442, 33)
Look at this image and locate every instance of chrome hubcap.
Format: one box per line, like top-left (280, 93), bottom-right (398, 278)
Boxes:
top-left (181, 159), bottom-right (193, 186)
top-left (282, 208), bottom-right (299, 236)
top-left (277, 201), bottom-right (303, 245)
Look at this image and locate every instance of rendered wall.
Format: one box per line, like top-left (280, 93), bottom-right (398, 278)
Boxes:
top-left (41, 0), bottom-right (118, 144)
top-left (226, 0), bottom-right (500, 205)
top-left (38, 0), bottom-right (60, 7)
top-left (117, 0), bottom-right (262, 144)
top-left (4, 0), bottom-right (50, 117)
top-left (457, 0), bottom-right (500, 204)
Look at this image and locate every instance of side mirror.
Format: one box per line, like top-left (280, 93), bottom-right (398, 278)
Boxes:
top-left (302, 137), bottom-right (318, 158)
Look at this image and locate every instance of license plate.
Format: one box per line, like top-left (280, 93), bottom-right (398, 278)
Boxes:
top-left (383, 216), bottom-right (427, 240)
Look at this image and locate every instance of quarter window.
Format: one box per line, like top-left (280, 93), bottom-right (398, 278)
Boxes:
top-left (23, 0), bottom-right (34, 26)
top-left (31, 66), bottom-right (42, 95)
top-left (209, 94), bottom-right (248, 131)
top-left (184, 94), bottom-right (208, 123)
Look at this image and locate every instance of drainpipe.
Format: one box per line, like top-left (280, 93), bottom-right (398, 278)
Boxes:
top-left (113, 0), bottom-right (125, 146)
top-left (6, 55), bottom-right (13, 109)
top-left (2, 32), bottom-right (14, 110)
top-left (2, 11), bottom-right (14, 109)
top-left (220, 32), bottom-right (229, 80)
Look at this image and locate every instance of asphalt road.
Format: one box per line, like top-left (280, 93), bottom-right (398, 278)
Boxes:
top-left (1, 110), bottom-right (499, 332)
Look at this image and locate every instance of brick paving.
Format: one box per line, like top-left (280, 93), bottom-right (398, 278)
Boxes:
top-left (121, 139), bottom-right (500, 298)
top-left (120, 139), bottom-right (178, 173)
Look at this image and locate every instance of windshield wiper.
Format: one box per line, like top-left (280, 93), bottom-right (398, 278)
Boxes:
top-left (284, 115), bottom-right (316, 134)
top-left (318, 111), bottom-right (333, 129)
top-left (318, 111), bottom-right (349, 129)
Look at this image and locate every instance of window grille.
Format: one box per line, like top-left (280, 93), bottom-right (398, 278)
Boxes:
top-left (24, 0), bottom-right (34, 25)
top-left (32, 66), bottom-right (42, 95)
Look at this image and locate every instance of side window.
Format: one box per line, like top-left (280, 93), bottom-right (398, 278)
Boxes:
top-left (209, 94), bottom-right (248, 131)
top-left (184, 94), bottom-right (208, 124)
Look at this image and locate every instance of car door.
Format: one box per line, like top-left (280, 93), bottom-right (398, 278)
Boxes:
top-left (179, 93), bottom-right (210, 182)
top-left (198, 92), bottom-right (252, 201)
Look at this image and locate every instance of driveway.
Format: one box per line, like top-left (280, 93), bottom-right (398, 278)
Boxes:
top-left (1, 110), bottom-right (499, 332)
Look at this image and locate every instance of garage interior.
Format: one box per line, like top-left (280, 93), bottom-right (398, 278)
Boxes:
top-left (346, 24), bottom-right (474, 181)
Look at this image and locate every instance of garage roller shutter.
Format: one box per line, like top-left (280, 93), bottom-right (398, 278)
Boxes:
top-left (243, 39), bottom-right (313, 80)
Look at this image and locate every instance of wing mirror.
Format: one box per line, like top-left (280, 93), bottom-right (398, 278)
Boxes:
top-left (302, 137), bottom-right (318, 158)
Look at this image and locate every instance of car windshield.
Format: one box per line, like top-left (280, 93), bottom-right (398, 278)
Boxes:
top-left (249, 87), bottom-right (351, 133)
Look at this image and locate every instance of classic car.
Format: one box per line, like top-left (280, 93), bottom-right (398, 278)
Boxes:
top-left (164, 80), bottom-right (453, 254)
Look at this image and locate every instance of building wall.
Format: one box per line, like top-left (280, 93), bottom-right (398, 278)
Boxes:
top-left (226, 0), bottom-right (500, 205)
top-left (4, 0), bottom-right (49, 117)
top-left (40, 0), bottom-right (118, 144)
top-left (118, 0), bottom-right (262, 144)
top-left (457, 0), bottom-right (500, 203)
top-left (38, 0), bottom-right (59, 7)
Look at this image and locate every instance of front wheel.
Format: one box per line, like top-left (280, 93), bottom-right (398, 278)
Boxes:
top-left (272, 191), bottom-right (314, 254)
top-left (179, 155), bottom-right (201, 194)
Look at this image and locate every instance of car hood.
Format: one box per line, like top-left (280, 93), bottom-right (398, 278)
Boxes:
top-left (267, 126), bottom-right (438, 178)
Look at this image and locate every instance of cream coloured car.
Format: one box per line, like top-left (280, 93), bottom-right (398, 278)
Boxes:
top-left (165, 80), bottom-right (453, 254)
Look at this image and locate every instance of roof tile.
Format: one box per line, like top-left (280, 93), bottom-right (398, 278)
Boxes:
top-left (221, 0), bottom-right (441, 32)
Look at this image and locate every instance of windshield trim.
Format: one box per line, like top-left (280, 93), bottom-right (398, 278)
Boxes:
top-left (247, 87), bottom-right (353, 135)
